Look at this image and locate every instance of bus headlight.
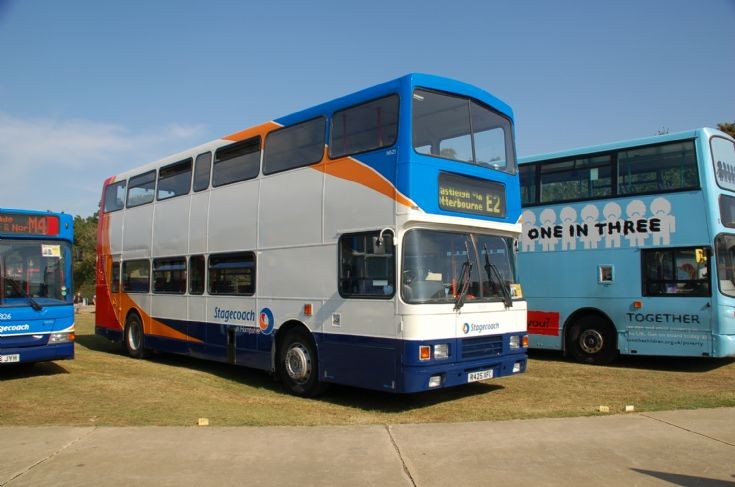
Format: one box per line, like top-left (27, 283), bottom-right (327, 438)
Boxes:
top-left (510, 335), bottom-right (519, 349)
top-left (434, 344), bottom-right (449, 360)
top-left (49, 332), bottom-right (75, 344)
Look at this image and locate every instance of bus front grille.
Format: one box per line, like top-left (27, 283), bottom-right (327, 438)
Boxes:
top-left (461, 335), bottom-right (503, 359)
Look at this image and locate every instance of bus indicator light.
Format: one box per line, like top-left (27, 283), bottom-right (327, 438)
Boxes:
top-left (419, 345), bottom-right (431, 361)
top-left (303, 304), bottom-right (313, 316)
top-left (633, 301), bottom-right (642, 309)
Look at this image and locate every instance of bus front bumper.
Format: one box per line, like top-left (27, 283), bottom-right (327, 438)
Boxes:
top-left (399, 352), bottom-right (527, 393)
top-left (0, 342), bottom-right (74, 364)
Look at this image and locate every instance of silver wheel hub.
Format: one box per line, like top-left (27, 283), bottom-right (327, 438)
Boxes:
top-left (285, 344), bottom-right (311, 382)
top-left (128, 325), bottom-right (140, 351)
top-left (579, 329), bottom-right (604, 354)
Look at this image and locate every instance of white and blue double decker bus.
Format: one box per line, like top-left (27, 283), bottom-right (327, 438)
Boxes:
top-left (96, 73), bottom-right (528, 396)
top-left (519, 128), bottom-right (735, 363)
top-left (0, 209), bottom-right (75, 365)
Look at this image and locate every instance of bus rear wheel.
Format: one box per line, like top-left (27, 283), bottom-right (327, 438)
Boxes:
top-left (278, 329), bottom-right (327, 397)
top-left (124, 313), bottom-right (148, 359)
top-left (567, 316), bottom-right (617, 365)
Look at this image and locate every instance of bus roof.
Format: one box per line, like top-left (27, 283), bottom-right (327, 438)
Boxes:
top-left (519, 127), bottom-right (732, 165)
top-left (107, 73), bottom-right (514, 182)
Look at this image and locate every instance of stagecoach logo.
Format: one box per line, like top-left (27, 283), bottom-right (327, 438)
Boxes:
top-left (520, 197), bottom-right (676, 253)
top-left (258, 308), bottom-right (274, 335)
top-left (0, 323), bottom-right (30, 333)
top-left (213, 306), bottom-right (274, 335)
top-left (463, 322), bottom-right (501, 335)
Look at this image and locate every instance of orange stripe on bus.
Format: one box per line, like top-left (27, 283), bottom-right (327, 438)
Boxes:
top-left (315, 156), bottom-right (416, 208)
top-left (223, 121), bottom-right (281, 142)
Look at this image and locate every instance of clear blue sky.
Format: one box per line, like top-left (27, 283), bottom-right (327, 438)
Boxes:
top-left (1, 0), bottom-right (733, 217)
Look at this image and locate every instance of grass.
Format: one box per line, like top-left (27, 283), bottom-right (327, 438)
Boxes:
top-left (1, 311), bottom-right (733, 426)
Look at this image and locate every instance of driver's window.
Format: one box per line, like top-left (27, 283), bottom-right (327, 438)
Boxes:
top-left (338, 232), bottom-right (395, 299)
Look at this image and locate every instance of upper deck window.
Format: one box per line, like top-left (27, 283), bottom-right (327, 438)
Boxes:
top-left (157, 158), bottom-right (192, 200)
top-left (540, 154), bottom-right (611, 204)
top-left (193, 152), bottom-right (212, 192)
top-left (103, 180), bottom-right (126, 212)
top-left (264, 117), bottom-right (326, 175)
top-left (618, 141), bottom-right (698, 195)
top-left (329, 95), bottom-right (399, 158)
top-left (127, 171), bottom-right (156, 208)
top-left (213, 137), bottom-right (261, 187)
top-left (522, 139), bottom-right (701, 206)
top-left (412, 89), bottom-right (515, 174)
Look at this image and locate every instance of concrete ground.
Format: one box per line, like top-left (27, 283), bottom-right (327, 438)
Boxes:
top-left (1, 408), bottom-right (733, 486)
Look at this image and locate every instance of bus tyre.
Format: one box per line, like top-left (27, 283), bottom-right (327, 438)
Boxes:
top-left (568, 316), bottom-right (617, 365)
top-left (124, 313), bottom-right (148, 359)
top-left (278, 329), bottom-right (327, 397)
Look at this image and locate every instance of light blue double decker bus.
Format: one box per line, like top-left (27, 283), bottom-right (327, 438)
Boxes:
top-left (0, 209), bottom-right (75, 365)
top-left (518, 128), bottom-right (735, 363)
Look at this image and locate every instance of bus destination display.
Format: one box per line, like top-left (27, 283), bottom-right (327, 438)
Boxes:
top-left (439, 172), bottom-right (506, 218)
top-left (0, 213), bottom-right (60, 236)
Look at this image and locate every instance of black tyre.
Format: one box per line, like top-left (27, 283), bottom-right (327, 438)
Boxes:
top-left (567, 315), bottom-right (617, 364)
top-left (124, 313), bottom-right (148, 359)
top-left (278, 329), bottom-right (327, 397)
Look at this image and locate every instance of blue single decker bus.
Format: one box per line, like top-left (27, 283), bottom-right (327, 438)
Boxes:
top-left (0, 209), bottom-right (75, 365)
top-left (519, 128), bottom-right (735, 363)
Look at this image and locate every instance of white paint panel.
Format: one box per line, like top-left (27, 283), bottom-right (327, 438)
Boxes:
top-left (152, 198), bottom-right (190, 257)
top-left (321, 299), bottom-right (398, 339)
top-left (401, 303), bottom-right (527, 340)
top-left (189, 192), bottom-right (209, 254)
top-left (208, 180), bottom-right (259, 252)
top-left (151, 294), bottom-right (188, 321)
top-left (259, 168), bottom-right (322, 248)
top-left (122, 205), bottom-right (153, 259)
top-left (257, 245), bottom-right (335, 300)
top-left (107, 211), bottom-right (125, 254)
top-left (188, 296), bottom-right (207, 324)
top-left (323, 173), bottom-right (395, 240)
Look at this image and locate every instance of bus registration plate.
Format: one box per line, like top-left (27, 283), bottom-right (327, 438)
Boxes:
top-left (467, 369), bottom-right (493, 382)
top-left (0, 354), bottom-right (20, 364)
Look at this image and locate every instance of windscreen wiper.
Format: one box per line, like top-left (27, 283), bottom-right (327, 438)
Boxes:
top-left (483, 243), bottom-right (512, 309)
top-left (7, 278), bottom-right (43, 311)
top-left (454, 241), bottom-right (473, 311)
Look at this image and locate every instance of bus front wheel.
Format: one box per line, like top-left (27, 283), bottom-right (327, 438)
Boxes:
top-left (278, 329), bottom-right (327, 397)
top-left (568, 316), bottom-right (617, 365)
top-left (124, 313), bottom-right (148, 359)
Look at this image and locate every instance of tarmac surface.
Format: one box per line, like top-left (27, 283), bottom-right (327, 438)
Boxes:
top-left (1, 408), bottom-right (733, 486)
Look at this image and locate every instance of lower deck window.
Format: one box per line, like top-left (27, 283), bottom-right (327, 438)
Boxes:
top-left (122, 260), bottom-right (150, 293)
top-left (153, 257), bottom-right (186, 294)
top-left (642, 247), bottom-right (710, 297)
top-left (208, 252), bottom-right (255, 295)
